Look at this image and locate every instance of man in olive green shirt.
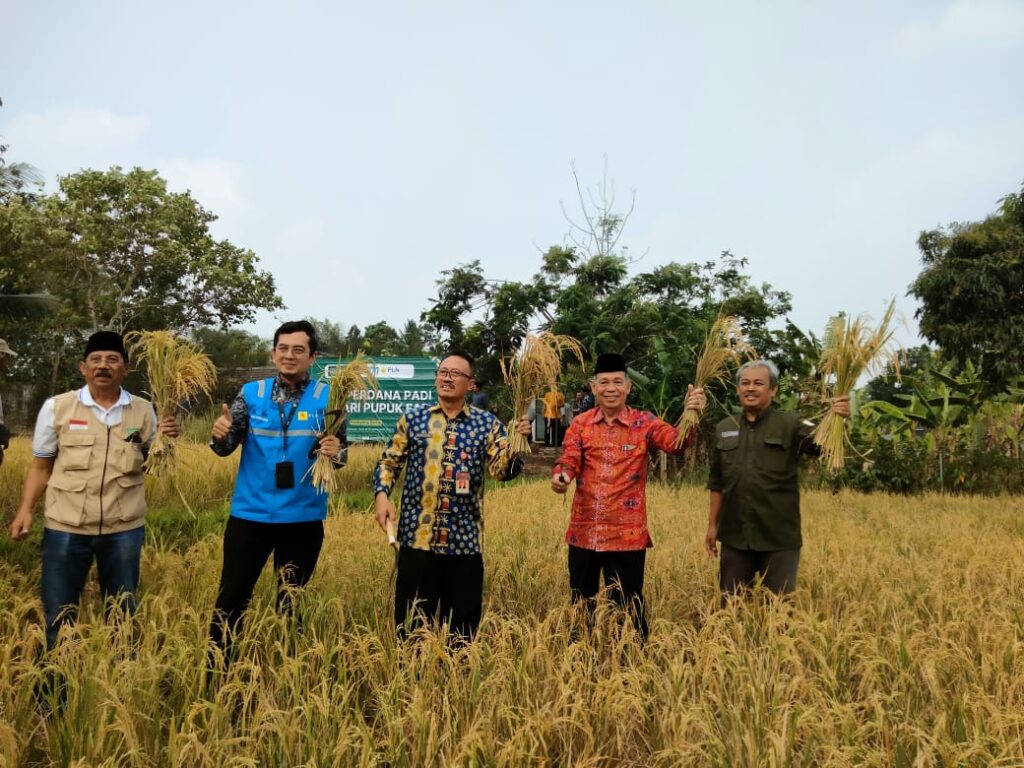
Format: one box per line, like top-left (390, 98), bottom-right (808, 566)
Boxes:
top-left (705, 360), bottom-right (849, 599)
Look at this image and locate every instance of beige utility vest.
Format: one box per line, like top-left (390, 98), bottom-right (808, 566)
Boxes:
top-left (44, 391), bottom-right (156, 535)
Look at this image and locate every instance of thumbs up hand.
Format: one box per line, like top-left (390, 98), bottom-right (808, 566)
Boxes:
top-left (211, 403), bottom-right (233, 441)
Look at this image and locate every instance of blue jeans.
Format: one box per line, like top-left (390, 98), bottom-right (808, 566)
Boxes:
top-left (41, 526), bottom-right (145, 648)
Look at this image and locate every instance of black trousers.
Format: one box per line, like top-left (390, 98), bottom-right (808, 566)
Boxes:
top-left (544, 417), bottom-right (561, 447)
top-left (567, 545), bottom-right (648, 641)
top-left (719, 543), bottom-right (800, 602)
top-left (209, 516), bottom-right (325, 659)
top-left (394, 547), bottom-right (483, 643)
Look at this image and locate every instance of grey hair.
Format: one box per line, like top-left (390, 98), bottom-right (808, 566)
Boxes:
top-left (736, 359), bottom-right (779, 388)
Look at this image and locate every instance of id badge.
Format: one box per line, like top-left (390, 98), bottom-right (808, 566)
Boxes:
top-left (455, 469), bottom-right (470, 496)
top-left (275, 461), bottom-right (295, 489)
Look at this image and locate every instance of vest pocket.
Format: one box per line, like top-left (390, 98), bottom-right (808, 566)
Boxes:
top-left (57, 433), bottom-right (96, 471)
top-left (112, 441), bottom-right (146, 474)
top-left (45, 474), bottom-right (88, 526)
top-left (115, 474), bottom-right (147, 523)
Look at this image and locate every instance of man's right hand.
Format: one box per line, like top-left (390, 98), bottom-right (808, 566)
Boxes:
top-left (9, 509), bottom-right (32, 540)
top-left (374, 491), bottom-right (396, 533)
top-left (211, 403), bottom-right (232, 441)
top-left (551, 471), bottom-right (571, 494)
top-left (704, 524), bottom-right (719, 557)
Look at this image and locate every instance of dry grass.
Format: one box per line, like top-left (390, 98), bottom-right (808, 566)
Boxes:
top-left (675, 315), bottom-right (756, 446)
top-left (126, 331), bottom-right (217, 478)
top-left (308, 355), bottom-right (379, 494)
top-left (2, 439), bottom-right (1024, 766)
top-left (813, 301), bottom-right (900, 471)
top-left (500, 332), bottom-right (585, 454)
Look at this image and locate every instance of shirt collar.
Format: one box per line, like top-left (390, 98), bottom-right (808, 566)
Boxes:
top-left (586, 404), bottom-right (634, 426)
top-left (274, 374), bottom-right (310, 395)
top-left (743, 404), bottom-right (774, 426)
top-left (79, 386), bottom-right (131, 409)
top-left (429, 401), bottom-right (472, 419)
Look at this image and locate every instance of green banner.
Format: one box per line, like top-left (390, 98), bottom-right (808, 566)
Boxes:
top-left (312, 356), bottom-right (438, 442)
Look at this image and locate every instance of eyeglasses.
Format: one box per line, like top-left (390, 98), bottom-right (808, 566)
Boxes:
top-left (275, 344), bottom-right (309, 355)
top-left (436, 368), bottom-right (472, 380)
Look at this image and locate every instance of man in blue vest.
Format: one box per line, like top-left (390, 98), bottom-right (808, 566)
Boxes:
top-left (207, 320), bottom-right (345, 662)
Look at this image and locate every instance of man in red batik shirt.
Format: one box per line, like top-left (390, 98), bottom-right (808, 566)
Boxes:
top-left (551, 353), bottom-right (706, 641)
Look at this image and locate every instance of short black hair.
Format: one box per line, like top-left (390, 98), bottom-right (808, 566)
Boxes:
top-left (273, 320), bottom-right (318, 354)
top-left (440, 349), bottom-right (474, 375)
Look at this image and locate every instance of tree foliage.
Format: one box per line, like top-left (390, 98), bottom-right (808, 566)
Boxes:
top-left (0, 166), bottom-right (283, 398)
top-left (191, 327), bottom-right (270, 369)
top-left (910, 181), bottom-right (1024, 392)
top-left (29, 167), bottom-right (283, 332)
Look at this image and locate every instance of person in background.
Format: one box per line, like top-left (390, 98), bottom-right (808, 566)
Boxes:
top-left (543, 388), bottom-right (565, 447)
top-left (0, 338), bottom-right (16, 467)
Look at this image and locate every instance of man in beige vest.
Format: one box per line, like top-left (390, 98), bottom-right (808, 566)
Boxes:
top-left (9, 331), bottom-right (179, 648)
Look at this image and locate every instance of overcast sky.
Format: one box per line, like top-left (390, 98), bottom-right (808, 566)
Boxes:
top-left (3, 0), bottom-right (1023, 346)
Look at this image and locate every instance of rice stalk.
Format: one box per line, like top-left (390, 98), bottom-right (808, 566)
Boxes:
top-left (812, 300), bottom-right (900, 470)
top-left (308, 354), bottom-right (378, 493)
top-left (675, 315), bottom-right (756, 447)
top-left (126, 331), bottom-right (217, 479)
top-left (499, 332), bottom-right (585, 454)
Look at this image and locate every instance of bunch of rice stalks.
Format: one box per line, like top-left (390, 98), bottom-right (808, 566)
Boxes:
top-left (309, 354), bottom-right (378, 493)
top-left (126, 331), bottom-right (217, 477)
top-left (500, 332), bottom-right (585, 454)
top-left (675, 315), bottom-right (756, 447)
top-left (812, 300), bottom-right (899, 470)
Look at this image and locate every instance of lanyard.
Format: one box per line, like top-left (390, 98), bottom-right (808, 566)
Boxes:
top-left (278, 400), bottom-right (299, 457)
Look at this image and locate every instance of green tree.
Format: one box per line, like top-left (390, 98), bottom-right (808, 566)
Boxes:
top-left (304, 317), bottom-right (348, 356)
top-left (396, 319), bottom-right (429, 356)
top-left (30, 167), bottom-right (282, 331)
top-left (362, 321), bottom-right (400, 356)
top-left (0, 166), bottom-right (282, 396)
top-left (191, 327), bottom-right (270, 368)
top-left (909, 181), bottom-right (1024, 391)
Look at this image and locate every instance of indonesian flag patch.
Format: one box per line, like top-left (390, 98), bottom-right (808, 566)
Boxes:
top-left (68, 419), bottom-right (89, 431)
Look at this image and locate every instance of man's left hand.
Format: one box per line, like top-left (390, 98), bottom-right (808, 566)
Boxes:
top-left (318, 434), bottom-right (342, 459)
top-left (684, 384), bottom-right (707, 413)
top-left (157, 416), bottom-right (181, 438)
top-left (830, 395), bottom-right (851, 419)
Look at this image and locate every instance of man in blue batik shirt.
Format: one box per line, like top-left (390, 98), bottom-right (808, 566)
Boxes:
top-left (373, 351), bottom-right (530, 642)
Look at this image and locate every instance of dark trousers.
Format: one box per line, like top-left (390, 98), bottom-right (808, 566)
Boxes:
top-left (719, 543), bottom-right (800, 602)
top-left (394, 547), bottom-right (484, 643)
top-left (209, 516), bottom-right (324, 660)
top-left (544, 417), bottom-right (561, 447)
top-left (41, 527), bottom-right (145, 649)
top-left (568, 545), bottom-right (648, 641)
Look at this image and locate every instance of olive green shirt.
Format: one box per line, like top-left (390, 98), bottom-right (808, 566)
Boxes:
top-left (708, 407), bottom-right (820, 551)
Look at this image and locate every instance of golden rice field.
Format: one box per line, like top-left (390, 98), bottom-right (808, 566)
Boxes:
top-left (2, 436), bottom-right (1024, 767)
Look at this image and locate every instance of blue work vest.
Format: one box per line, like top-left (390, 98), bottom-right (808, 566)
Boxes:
top-left (230, 377), bottom-right (330, 524)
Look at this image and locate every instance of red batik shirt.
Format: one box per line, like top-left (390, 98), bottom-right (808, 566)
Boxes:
top-left (554, 406), bottom-right (694, 552)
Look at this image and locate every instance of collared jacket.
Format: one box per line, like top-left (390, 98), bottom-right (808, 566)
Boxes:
top-left (44, 390), bottom-right (156, 535)
top-left (708, 407), bottom-right (820, 551)
top-left (555, 405), bottom-right (694, 552)
top-left (373, 403), bottom-right (522, 555)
